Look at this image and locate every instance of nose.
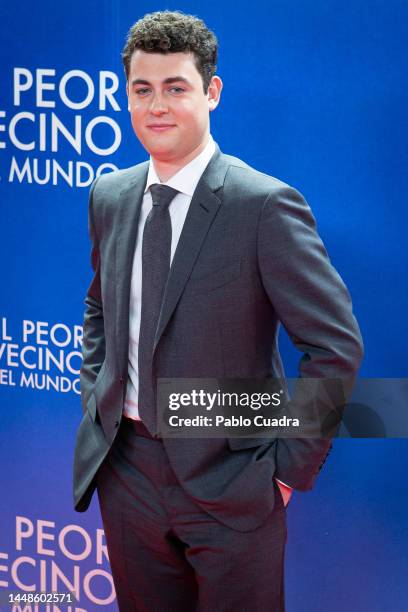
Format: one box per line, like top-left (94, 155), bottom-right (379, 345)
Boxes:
top-left (149, 92), bottom-right (168, 115)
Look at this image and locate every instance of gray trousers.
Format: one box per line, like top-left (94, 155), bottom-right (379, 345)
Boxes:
top-left (96, 417), bottom-right (287, 612)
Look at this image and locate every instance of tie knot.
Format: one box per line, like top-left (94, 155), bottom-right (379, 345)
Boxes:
top-left (150, 184), bottom-right (179, 208)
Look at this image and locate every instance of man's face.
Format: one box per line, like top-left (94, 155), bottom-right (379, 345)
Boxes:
top-left (126, 50), bottom-right (222, 164)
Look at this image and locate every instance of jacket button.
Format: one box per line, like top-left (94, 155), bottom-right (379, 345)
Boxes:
top-left (119, 377), bottom-right (124, 384)
top-left (115, 420), bottom-right (120, 428)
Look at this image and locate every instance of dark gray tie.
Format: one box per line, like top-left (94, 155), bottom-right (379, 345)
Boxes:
top-left (138, 183), bottom-right (179, 434)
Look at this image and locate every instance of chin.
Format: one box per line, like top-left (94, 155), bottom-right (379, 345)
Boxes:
top-left (148, 144), bottom-right (180, 161)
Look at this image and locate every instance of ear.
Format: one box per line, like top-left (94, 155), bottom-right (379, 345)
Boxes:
top-left (207, 76), bottom-right (223, 112)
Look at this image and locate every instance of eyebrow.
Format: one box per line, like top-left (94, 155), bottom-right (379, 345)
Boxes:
top-left (130, 76), bottom-right (192, 87)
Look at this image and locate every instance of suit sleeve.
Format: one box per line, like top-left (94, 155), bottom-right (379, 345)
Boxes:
top-left (257, 186), bottom-right (364, 490)
top-left (79, 176), bottom-right (106, 414)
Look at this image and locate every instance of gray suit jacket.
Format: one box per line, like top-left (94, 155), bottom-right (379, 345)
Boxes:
top-left (73, 145), bottom-right (363, 531)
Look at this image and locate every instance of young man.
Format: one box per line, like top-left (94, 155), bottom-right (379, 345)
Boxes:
top-left (73, 10), bottom-right (363, 611)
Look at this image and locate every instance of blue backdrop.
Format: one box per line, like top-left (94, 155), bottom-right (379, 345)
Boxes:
top-left (1, 1), bottom-right (407, 610)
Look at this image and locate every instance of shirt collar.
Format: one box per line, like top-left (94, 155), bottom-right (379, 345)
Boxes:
top-left (145, 135), bottom-right (216, 197)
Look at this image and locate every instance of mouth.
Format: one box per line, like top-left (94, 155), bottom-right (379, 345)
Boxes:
top-left (147, 124), bottom-right (176, 132)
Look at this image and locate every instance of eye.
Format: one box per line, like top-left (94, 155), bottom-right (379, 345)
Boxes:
top-left (169, 86), bottom-right (185, 94)
top-left (135, 88), bottom-right (151, 96)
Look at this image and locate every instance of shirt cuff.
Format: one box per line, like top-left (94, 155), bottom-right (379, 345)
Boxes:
top-left (275, 478), bottom-right (293, 490)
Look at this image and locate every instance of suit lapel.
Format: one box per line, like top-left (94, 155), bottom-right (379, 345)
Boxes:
top-left (153, 146), bottom-right (229, 351)
top-left (115, 162), bottom-right (149, 373)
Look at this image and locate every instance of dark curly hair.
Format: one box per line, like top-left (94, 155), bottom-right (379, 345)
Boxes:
top-left (122, 11), bottom-right (218, 93)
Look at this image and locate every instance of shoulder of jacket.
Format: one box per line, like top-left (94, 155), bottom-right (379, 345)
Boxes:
top-left (92, 160), bottom-right (149, 200)
top-left (221, 152), bottom-right (296, 196)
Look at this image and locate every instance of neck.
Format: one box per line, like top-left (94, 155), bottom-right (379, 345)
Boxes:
top-left (152, 135), bottom-right (210, 183)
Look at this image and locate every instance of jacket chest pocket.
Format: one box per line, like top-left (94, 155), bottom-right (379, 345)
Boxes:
top-left (186, 259), bottom-right (241, 294)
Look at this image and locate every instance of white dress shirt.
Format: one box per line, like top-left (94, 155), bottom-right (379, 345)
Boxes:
top-left (124, 135), bottom-right (216, 419)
